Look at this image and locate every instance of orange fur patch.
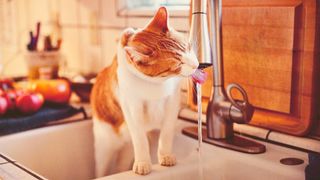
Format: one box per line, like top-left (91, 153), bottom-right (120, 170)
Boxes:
top-left (126, 30), bottom-right (186, 77)
top-left (91, 57), bottom-right (124, 132)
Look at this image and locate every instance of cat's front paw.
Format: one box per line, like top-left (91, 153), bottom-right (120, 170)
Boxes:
top-left (132, 161), bottom-right (152, 175)
top-left (158, 154), bottom-right (176, 166)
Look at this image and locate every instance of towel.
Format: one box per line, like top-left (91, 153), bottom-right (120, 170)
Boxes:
top-left (0, 104), bottom-right (86, 136)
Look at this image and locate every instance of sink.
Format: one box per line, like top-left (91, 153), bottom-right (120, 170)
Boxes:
top-left (0, 119), bottom-right (307, 180)
top-left (102, 120), bottom-right (307, 180)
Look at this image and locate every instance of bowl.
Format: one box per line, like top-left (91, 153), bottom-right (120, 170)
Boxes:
top-left (71, 82), bottom-right (93, 102)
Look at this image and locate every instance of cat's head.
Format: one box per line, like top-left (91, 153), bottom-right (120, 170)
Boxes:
top-left (120, 7), bottom-right (199, 80)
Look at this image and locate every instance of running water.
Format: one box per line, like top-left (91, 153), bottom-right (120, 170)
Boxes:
top-left (196, 83), bottom-right (203, 152)
top-left (192, 69), bottom-right (207, 180)
top-left (196, 83), bottom-right (204, 180)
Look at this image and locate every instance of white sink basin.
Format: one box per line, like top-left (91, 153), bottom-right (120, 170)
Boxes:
top-left (0, 120), bottom-right (307, 180)
top-left (102, 120), bottom-right (307, 180)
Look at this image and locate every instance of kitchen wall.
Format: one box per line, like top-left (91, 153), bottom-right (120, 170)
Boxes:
top-left (0, 0), bottom-right (189, 77)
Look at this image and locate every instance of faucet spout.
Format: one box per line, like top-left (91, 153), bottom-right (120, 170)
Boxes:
top-left (208, 0), bottom-right (223, 86)
top-left (189, 0), bottom-right (213, 69)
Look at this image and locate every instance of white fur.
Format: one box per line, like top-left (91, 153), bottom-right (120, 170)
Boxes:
top-left (180, 51), bottom-right (199, 77)
top-left (117, 41), bottom-right (182, 175)
top-left (93, 119), bottom-right (133, 177)
top-left (93, 28), bottom-right (198, 177)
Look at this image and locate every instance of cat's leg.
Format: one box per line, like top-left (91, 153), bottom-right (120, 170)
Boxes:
top-left (157, 95), bottom-right (180, 166)
top-left (121, 101), bottom-right (152, 175)
top-left (93, 118), bottom-right (124, 177)
top-left (114, 125), bottom-right (134, 172)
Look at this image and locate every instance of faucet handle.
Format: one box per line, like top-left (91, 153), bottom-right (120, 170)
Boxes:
top-left (226, 83), bottom-right (254, 124)
top-left (226, 83), bottom-right (249, 110)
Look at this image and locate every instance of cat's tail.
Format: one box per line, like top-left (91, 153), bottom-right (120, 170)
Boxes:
top-left (93, 118), bottom-right (133, 178)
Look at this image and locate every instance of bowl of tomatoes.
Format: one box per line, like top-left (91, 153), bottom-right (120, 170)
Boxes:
top-left (0, 78), bottom-right (72, 116)
top-left (0, 78), bottom-right (44, 115)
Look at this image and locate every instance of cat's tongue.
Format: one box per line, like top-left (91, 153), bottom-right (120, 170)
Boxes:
top-left (191, 69), bottom-right (208, 84)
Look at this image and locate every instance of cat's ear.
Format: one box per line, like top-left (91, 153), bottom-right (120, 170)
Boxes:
top-left (124, 46), bottom-right (149, 63)
top-left (145, 7), bottom-right (169, 33)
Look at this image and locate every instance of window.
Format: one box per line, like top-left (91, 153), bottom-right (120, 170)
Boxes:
top-left (159, 0), bottom-right (189, 6)
top-left (120, 0), bottom-right (190, 17)
top-left (126, 0), bottom-right (189, 8)
top-left (117, 0), bottom-right (190, 31)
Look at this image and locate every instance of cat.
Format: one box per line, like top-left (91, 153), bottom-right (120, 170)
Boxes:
top-left (91, 7), bottom-right (199, 177)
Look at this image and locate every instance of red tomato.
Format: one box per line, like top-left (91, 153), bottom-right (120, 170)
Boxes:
top-left (28, 79), bottom-right (71, 104)
top-left (16, 93), bottom-right (44, 114)
top-left (0, 96), bottom-right (8, 115)
top-left (0, 89), bottom-right (4, 96)
top-left (3, 91), bottom-right (17, 111)
top-left (2, 89), bottom-right (27, 111)
top-left (13, 89), bottom-right (26, 97)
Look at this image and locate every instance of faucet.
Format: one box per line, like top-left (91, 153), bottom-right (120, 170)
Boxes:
top-left (185, 0), bottom-right (265, 153)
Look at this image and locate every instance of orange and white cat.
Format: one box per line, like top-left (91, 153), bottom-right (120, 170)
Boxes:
top-left (91, 7), bottom-right (199, 177)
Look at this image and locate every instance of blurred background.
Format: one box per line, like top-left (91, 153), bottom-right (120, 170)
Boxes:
top-left (0, 0), bottom-right (189, 78)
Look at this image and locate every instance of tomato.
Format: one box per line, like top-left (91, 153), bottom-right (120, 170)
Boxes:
top-left (28, 79), bottom-right (71, 104)
top-left (0, 89), bottom-right (4, 96)
top-left (16, 93), bottom-right (44, 114)
top-left (13, 89), bottom-right (25, 97)
top-left (3, 90), bottom-right (17, 111)
top-left (0, 96), bottom-right (8, 115)
top-left (2, 89), bottom-right (27, 111)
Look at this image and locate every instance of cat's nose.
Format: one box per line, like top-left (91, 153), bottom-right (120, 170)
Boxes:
top-left (191, 60), bottom-right (199, 69)
top-left (190, 65), bottom-right (198, 70)
top-left (182, 55), bottom-right (199, 69)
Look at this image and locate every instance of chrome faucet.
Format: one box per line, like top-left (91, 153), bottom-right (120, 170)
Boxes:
top-left (185, 0), bottom-right (265, 153)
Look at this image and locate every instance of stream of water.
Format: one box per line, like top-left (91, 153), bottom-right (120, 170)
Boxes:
top-left (196, 83), bottom-right (204, 180)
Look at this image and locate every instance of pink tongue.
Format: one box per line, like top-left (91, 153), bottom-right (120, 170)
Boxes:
top-left (191, 69), bottom-right (208, 84)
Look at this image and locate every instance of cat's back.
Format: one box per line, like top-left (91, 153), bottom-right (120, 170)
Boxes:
top-left (91, 56), bottom-right (124, 130)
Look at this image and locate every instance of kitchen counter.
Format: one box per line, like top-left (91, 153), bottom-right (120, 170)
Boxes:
top-left (0, 153), bottom-right (46, 180)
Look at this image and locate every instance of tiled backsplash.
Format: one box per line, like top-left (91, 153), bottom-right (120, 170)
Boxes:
top-left (0, 0), bottom-right (189, 77)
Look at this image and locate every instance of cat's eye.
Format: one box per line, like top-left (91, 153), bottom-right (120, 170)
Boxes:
top-left (144, 49), bottom-right (154, 56)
